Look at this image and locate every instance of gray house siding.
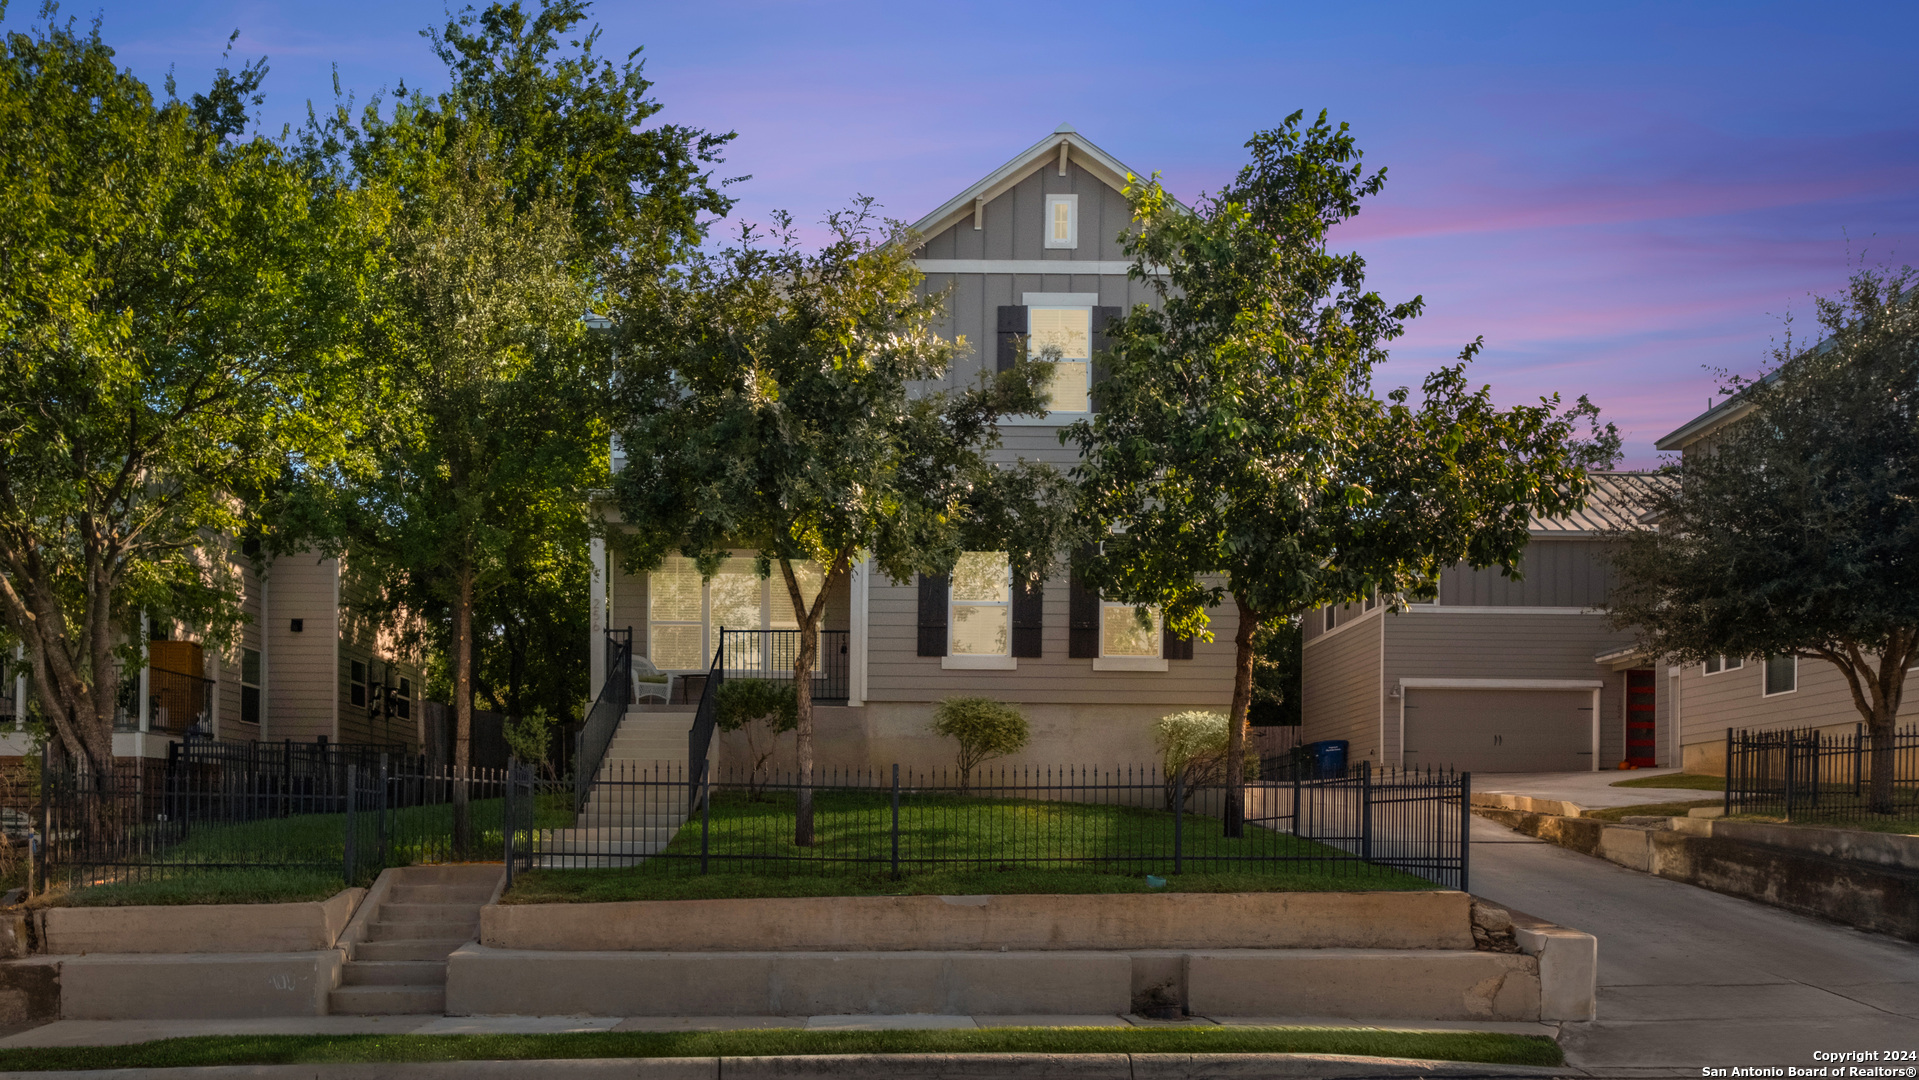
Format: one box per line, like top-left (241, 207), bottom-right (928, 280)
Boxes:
top-left (1381, 610), bottom-right (1635, 767)
top-left (1435, 538), bottom-right (1615, 608)
top-left (1675, 657), bottom-right (1917, 774)
top-left (1299, 610), bottom-right (1384, 763)
top-left (263, 554), bottom-right (342, 744)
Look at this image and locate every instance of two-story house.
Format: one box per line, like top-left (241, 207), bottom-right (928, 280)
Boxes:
top-left (590, 125), bottom-right (1237, 770)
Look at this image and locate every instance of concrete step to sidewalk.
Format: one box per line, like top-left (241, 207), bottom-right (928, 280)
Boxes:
top-left (341, 960), bottom-right (447, 986)
top-left (368, 920), bottom-right (478, 943)
top-left (387, 883), bottom-right (495, 905)
top-left (378, 902), bottom-right (484, 924)
top-left (328, 984), bottom-right (446, 1016)
top-left (353, 937), bottom-right (477, 962)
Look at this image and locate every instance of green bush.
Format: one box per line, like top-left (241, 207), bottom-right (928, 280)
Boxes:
top-left (503, 708), bottom-right (553, 776)
top-left (1155, 710), bottom-right (1259, 810)
top-left (930, 697), bottom-right (1029, 789)
top-left (715, 679), bottom-right (797, 796)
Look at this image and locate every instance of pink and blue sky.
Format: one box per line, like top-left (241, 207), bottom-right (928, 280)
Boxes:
top-left (17, 0), bottom-right (1917, 464)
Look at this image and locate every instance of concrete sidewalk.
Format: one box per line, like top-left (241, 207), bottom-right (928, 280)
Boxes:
top-left (0, 1013), bottom-right (1560, 1047)
top-left (1473, 770), bottom-right (1712, 812)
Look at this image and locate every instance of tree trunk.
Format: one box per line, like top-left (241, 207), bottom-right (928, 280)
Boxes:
top-left (780, 554), bottom-right (849, 848)
top-left (451, 566), bottom-right (475, 856)
top-left (1818, 640), bottom-right (1909, 816)
top-left (1225, 593), bottom-right (1263, 839)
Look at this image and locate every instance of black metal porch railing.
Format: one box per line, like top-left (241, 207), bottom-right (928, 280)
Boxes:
top-left (718, 629), bottom-right (850, 704)
top-left (1725, 723), bottom-right (1918, 824)
top-left (573, 630), bottom-right (634, 813)
top-left (112, 665), bottom-right (217, 734)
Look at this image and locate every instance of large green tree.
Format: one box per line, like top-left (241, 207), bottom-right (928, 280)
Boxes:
top-left (0, 15), bottom-right (363, 779)
top-left (1607, 268), bottom-right (1919, 811)
top-left (613, 203), bottom-right (1069, 844)
top-left (1070, 112), bottom-right (1616, 831)
top-left (298, 0), bottom-right (734, 845)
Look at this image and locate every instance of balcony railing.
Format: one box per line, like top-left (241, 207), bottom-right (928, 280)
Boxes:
top-left (717, 629), bottom-right (850, 704)
top-left (113, 665), bottom-right (217, 734)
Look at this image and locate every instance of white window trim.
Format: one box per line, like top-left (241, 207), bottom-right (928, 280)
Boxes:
top-left (1044, 194), bottom-right (1079, 249)
top-left (1702, 655), bottom-right (1744, 677)
top-left (1094, 602), bottom-right (1166, 672)
top-left (1761, 654), bottom-right (1798, 697)
top-left (648, 552), bottom-right (828, 672)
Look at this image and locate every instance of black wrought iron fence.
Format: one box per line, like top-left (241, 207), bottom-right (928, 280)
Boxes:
top-left (1725, 724), bottom-right (1918, 824)
top-left (38, 749), bottom-right (515, 891)
top-left (508, 759), bottom-right (1469, 890)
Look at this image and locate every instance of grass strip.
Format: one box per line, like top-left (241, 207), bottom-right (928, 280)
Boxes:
top-left (1609, 773), bottom-right (1725, 791)
top-left (61, 867), bottom-right (346, 907)
top-left (0, 1027), bottom-right (1564, 1071)
top-left (1584, 799), bottom-right (1722, 822)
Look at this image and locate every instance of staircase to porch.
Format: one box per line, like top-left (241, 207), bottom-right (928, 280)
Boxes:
top-left (536, 709), bottom-right (702, 867)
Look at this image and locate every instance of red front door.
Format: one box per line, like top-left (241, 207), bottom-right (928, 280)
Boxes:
top-left (1626, 668), bottom-right (1657, 767)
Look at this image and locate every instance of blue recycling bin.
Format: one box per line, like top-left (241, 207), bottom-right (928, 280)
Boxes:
top-left (1311, 739), bottom-right (1349, 779)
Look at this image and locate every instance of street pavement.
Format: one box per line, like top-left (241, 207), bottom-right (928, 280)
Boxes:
top-left (1470, 812), bottom-right (1919, 1078)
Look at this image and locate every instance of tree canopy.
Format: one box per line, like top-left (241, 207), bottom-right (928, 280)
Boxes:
top-left (0, 13), bottom-right (365, 775)
top-left (1070, 112), bottom-right (1617, 829)
top-left (612, 201), bottom-right (1071, 843)
top-left (1607, 267), bottom-right (1919, 809)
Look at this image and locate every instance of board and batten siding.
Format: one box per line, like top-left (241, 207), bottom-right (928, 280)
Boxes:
top-left (1299, 609), bottom-right (1384, 762)
top-left (865, 570), bottom-right (1232, 706)
top-left (914, 160), bottom-right (1160, 397)
top-left (1435, 538), bottom-right (1615, 609)
top-left (1381, 610), bottom-right (1634, 766)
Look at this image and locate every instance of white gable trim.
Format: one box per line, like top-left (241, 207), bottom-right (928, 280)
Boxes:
top-left (909, 125), bottom-right (1142, 244)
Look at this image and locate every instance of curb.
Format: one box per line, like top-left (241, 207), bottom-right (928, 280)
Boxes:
top-left (0, 1052), bottom-right (1577, 1079)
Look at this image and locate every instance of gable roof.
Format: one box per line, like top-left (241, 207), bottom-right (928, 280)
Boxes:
top-left (908, 124), bottom-right (1148, 242)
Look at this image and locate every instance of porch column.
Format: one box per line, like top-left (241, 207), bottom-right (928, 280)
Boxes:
top-left (847, 555), bottom-right (870, 707)
top-left (589, 537), bottom-right (608, 701)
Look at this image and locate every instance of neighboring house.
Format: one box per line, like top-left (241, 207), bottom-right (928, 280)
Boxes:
top-left (0, 549), bottom-right (426, 763)
top-left (591, 125), bottom-right (1237, 770)
top-left (1651, 401), bottom-right (1918, 775)
top-left (1299, 473), bottom-right (1668, 774)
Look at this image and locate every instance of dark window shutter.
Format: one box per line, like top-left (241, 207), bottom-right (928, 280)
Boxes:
top-left (1011, 576), bottom-right (1043, 658)
top-left (1163, 624), bottom-right (1194, 661)
top-left (996, 305), bottom-right (1029, 373)
top-left (1089, 306), bottom-right (1122, 412)
top-left (917, 573), bottom-right (949, 657)
top-left (1068, 544), bottom-right (1100, 659)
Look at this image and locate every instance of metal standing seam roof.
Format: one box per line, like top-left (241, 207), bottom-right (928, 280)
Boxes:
top-left (1529, 471), bottom-right (1668, 535)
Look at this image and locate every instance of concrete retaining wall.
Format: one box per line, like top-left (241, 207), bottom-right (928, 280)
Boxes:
top-left (42, 888), bottom-right (363, 954)
top-left (483, 892), bottom-right (1475, 953)
top-left (26, 950), bottom-right (344, 1019)
top-left (1712, 820), bottom-right (1919, 871)
top-left (1477, 806), bottom-right (1919, 942)
top-left (446, 944), bottom-right (1560, 1021)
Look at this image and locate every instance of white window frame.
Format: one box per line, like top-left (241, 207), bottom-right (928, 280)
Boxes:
top-left (1702, 655), bottom-right (1743, 676)
top-left (1094, 601), bottom-right (1166, 672)
top-left (1044, 194), bottom-right (1078, 249)
top-left (1762, 653), bottom-right (1798, 697)
top-left (647, 553), bottom-right (827, 672)
top-left (944, 551), bottom-right (1015, 670)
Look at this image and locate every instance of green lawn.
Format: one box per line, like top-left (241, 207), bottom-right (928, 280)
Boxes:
top-left (508, 789), bottom-right (1433, 902)
top-left (0, 1027), bottom-right (1564, 1071)
top-left (1585, 799), bottom-right (1722, 822)
top-left (1610, 773), bottom-right (1725, 791)
top-left (52, 793), bottom-right (573, 904)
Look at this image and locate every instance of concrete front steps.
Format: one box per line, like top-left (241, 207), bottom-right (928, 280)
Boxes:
top-left (532, 710), bottom-right (699, 867)
top-left (331, 865), bottom-right (501, 1016)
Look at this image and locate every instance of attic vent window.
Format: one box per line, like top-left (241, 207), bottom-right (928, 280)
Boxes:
top-left (1044, 194), bottom-right (1078, 249)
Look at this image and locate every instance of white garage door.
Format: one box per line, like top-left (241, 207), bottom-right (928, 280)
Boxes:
top-left (1402, 689), bottom-right (1594, 772)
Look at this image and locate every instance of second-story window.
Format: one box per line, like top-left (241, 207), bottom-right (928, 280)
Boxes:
top-left (1029, 307), bottom-right (1091, 413)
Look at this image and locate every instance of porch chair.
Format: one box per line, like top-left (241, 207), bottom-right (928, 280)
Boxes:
top-left (631, 654), bottom-right (675, 705)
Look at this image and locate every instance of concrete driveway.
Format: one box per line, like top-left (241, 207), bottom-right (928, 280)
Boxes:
top-left (1471, 814), bottom-right (1919, 1078)
top-left (1474, 770), bottom-right (1713, 811)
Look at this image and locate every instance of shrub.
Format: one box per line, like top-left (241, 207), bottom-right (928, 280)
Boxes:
top-left (930, 697), bottom-right (1030, 789)
top-left (503, 708), bottom-right (553, 777)
top-left (1155, 710), bottom-right (1259, 810)
top-left (714, 679), bottom-right (798, 797)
